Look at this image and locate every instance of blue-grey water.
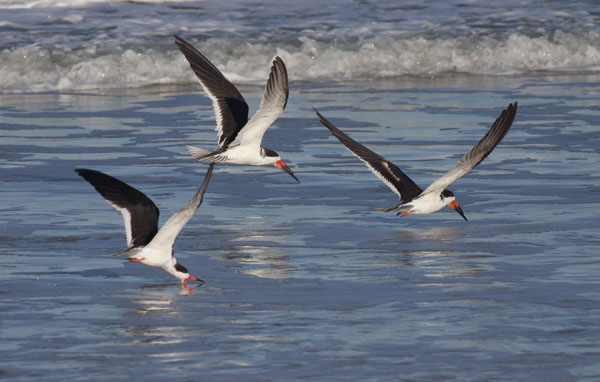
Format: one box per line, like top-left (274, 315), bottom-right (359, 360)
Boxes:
top-left (1, 1), bottom-right (600, 381)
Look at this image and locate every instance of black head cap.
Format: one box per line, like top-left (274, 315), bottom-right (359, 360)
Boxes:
top-left (174, 262), bottom-right (189, 274)
top-left (262, 148), bottom-right (279, 158)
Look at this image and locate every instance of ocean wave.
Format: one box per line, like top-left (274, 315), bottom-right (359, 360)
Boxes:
top-left (1, 31), bottom-right (599, 92)
top-left (0, 0), bottom-right (197, 9)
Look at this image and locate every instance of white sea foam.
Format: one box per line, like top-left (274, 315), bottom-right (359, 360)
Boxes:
top-left (1, 32), bottom-right (599, 93)
top-left (0, 0), bottom-right (198, 9)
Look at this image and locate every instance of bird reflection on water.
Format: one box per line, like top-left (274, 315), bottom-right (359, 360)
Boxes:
top-left (221, 245), bottom-right (292, 279)
top-left (375, 226), bottom-right (489, 279)
top-left (214, 215), bottom-right (294, 279)
top-left (129, 282), bottom-right (196, 317)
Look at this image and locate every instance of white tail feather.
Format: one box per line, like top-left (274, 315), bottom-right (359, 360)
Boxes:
top-left (187, 145), bottom-right (214, 162)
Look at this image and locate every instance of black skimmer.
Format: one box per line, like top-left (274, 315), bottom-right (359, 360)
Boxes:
top-left (75, 164), bottom-right (214, 287)
top-left (316, 102), bottom-right (517, 221)
top-left (174, 35), bottom-right (299, 183)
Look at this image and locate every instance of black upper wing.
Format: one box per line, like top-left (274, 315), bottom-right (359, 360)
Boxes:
top-left (422, 102), bottom-right (517, 194)
top-left (316, 110), bottom-right (423, 203)
top-left (76, 169), bottom-right (159, 248)
top-left (175, 35), bottom-right (249, 148)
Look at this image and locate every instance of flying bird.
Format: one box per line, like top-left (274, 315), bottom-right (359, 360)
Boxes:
top-left (76, 164), bottom-right (214, 287)
top-left (175, 35), bottom-right (299, 183)
top-left (315, 102), bottom-right (517, 221)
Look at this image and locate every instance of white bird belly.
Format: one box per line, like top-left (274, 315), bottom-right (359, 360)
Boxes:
top-left (132, 247), bottom-right (171, 267)
top-left (410, 193), bottom-right (447, 215)
top-left (224, 145), bottom-right (276, 165)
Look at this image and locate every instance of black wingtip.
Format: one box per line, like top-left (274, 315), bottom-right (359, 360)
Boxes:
top-left (507, 101), bottom-right (518, 116)
top-left (75, 168), bottom-right (102, 181)
top-left (174, 35), bottom-right (194, 51)
top-left (75, 168), bottom-right (89, 181)
top-left (314, 108), bottom-right (333, 129)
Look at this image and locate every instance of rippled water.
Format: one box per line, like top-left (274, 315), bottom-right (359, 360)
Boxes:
top-left (2, 0), bottom-right (600, 380)
top-left (1, 71), bottom-right (599, 380)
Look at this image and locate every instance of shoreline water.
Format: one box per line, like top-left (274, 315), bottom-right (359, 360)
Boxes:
top-left (2, 31), bottom-right (600, 93)
top-left (2, 72), bottom-right (600, 380)
top-left (2, 1), bottom-right (600, 380)
top-left (2, 0), bottom-right (600, 93)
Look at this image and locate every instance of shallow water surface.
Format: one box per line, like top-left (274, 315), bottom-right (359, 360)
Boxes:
top-left (1, 72), bottom-right (599, 381)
